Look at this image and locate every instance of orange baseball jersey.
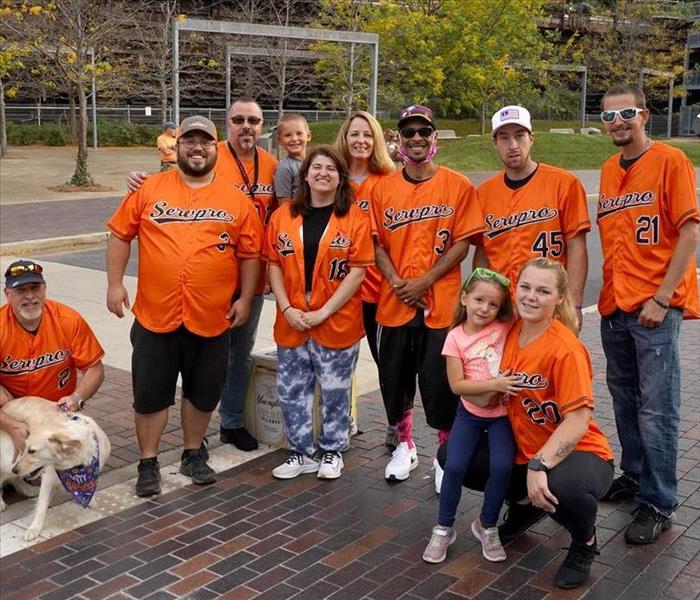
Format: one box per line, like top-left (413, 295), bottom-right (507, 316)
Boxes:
top-left (107, 169), bottom-right (263, 337)
top-left (0, 299), bottom-right (104, 402)
top-left (477, 163), bottom-right (590, 285)
top-left (597, 142), bottom-right (699, 318)
top-left (157, 133), bottom-right (177, 163)
top-left (371, 166), bottom-right (484, 328)
top-left (264, 202), bottom-right (374, 349)
top-left (351, 172), bottom-right (390, 304)
top-left (502, 319), bottom-right (613, 464)
top-left (216, 141), bottom-right (277, 294)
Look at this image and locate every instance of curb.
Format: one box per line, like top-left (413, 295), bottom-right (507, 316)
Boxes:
top-left (0, 232), bottom-right (108, 256)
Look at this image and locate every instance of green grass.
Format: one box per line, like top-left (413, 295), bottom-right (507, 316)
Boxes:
top-left (307, 120), bottom-right (700, 170)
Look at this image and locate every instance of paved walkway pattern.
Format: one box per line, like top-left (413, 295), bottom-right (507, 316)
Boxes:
top-left (0, 312), bottom-right (698, 600)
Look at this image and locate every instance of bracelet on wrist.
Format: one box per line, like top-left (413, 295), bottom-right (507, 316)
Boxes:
top-left (282, 305), bottom-right (292, 314)
top-left (652, 297), bottom-right (669, 310)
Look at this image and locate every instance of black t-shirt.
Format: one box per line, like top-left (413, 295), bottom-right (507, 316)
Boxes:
top-left (504, 165), bottom-right (539, 190)
top-left (619, 155), bottom-right (642, 170)
top-left (303, 204), bottom-right (335, 292)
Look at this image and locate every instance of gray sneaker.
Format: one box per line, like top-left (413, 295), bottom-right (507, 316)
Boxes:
top-left (471, 517), bottom-right (506, 562)
top-left (422, 525), bottom-right (457, 563)
top-left (272, 452), bottom-right (320, 479)
top-left (180, 448), bottom-right (216, 485)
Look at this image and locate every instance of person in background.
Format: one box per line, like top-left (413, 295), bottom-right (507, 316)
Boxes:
top-left (274, 113), bottom-right (312, 203)
top-left (265, 146), bottom-right (373, 480)
top-left (157, 121), bottom-right (177, 171)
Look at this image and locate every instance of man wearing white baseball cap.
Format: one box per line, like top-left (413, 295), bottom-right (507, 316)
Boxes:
top-left (473, 105), bottom-right (590, 330)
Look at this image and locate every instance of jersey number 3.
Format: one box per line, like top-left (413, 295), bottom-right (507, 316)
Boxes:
top-left (532, 231), bottom-right (563, 258)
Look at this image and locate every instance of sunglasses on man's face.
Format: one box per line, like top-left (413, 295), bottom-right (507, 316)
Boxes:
top-left (5, 263), bottom-right (43, 278)
top-left (229, 116), bottom-right (262, 126)
top-left (399, 127), bottom-right (434, 139)
top-left (600, 107), bottom-right (644, 123)
top-left (463, 267), bottom-right (510, 290)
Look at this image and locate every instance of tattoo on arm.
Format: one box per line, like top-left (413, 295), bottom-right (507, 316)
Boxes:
top-left (555, 440), bottom-right (575, 459)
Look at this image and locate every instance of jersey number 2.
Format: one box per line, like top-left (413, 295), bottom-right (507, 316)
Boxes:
top-left (635, 215), bottom-right (659, 245)
top-left (532, 231), bottom-right (563, 258)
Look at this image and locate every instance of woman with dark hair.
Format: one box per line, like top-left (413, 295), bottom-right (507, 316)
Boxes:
top-left (264, 145), bottom-right (374, 480)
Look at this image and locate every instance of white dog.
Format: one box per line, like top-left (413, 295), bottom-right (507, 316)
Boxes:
top-left (0, 396), bottom-right (111, 540)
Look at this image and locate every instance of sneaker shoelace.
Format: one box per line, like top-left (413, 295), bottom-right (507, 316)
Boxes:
top-left (322, 452), bottom-right (338, 465)
top-left (284, 452), bottom-right (302, 465)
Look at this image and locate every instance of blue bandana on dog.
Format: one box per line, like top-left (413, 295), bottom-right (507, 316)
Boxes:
top-left (55, 415), bottom-right (101, 508)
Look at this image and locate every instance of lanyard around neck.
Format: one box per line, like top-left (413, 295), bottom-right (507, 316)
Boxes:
top-left (227, 141), bottom-right (259, 202)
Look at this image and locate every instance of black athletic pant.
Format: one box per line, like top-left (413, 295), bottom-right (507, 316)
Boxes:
top-left (438, 437), bottom-right (613, 543)
top-left (377, 323), bottom-right (459, 431)
top-left (362, 301), bottom-right (379, 367)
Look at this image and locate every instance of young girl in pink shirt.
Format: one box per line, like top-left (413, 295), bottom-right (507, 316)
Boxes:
top-left (423, 267), bottom-right (518, 564)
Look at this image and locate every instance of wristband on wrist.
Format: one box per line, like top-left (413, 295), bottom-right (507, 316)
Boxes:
top-left (652, 297), bottom-right (669, 310)
top-left (72, 392), bottom-right (86, 410)
top-left (282, 305), bottom-right (292, 314)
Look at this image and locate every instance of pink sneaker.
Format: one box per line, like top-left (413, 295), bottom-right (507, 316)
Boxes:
top-left (471, 517), bottom-right (506, 562)
top-left (422, 525), bottom-right (457, 563)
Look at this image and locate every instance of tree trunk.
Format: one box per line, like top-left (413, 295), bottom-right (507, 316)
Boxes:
top-left (70, 82), bottom-right (94, 186)
top-left (68, 92), bottom-right (77, 144)
top-left (0, 78), bottom-right (7, 158)
top-left (480, 101), bottom-right (486, 135)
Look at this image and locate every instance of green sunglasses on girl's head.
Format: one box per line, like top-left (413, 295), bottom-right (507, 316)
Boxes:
top-left (462, 267), bottom-right (510, 290)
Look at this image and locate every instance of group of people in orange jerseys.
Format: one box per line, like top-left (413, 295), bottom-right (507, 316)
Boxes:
top-left (1, 84), bottom-right (697, 590)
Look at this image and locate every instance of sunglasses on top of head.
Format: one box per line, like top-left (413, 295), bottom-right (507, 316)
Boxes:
top-left (5, 263), bottom-right (43, 278)
top-left (399, 126), bottom-right (434, 139)
top-left (600, 108), bottom-right (644, 123)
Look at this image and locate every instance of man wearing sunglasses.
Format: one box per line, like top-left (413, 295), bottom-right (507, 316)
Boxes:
top-left (473, 105), bottom-right (590, 331)
top-left (107, 116), bottom-right (263, 496)
top-left (0, 260), bottom-right (105, 457)
top-left (126, 98), bottom-right (277, 453)
top-left (371, 105), bottom-right (484, 484)
top-left (597, 85), bottom-right (699, 545)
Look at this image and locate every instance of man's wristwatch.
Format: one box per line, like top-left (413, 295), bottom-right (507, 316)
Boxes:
top-left (71, 392), bottom-right (86, 411)
top-left (527, 457), bottom-right (549, 472)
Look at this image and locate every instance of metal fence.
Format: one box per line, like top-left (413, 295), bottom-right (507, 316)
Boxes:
top-left (4, 104), bottom-right (391, 128)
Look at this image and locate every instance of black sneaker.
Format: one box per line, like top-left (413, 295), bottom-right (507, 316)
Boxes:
top-left (554, 537), bottom-right (599, 589)
top-left (498, 501), bottom-right (546, 542)
top-left (601, 474), bottom-right (639, 502)
top-left (135, 457), bottom-right (161, 497)
top-left (180, 448), bottom-right (217, 485)
top-left (200, 437), bottom-right (209, 461)
top-left (220, 426), bottom-right (259, 451)
top-left (625, 504), bottom-right (672, 544)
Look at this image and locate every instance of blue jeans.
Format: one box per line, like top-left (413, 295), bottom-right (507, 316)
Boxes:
top-left (219, 294), bottom-right (264, 429)
top-left (601, 308), bottom-right (683, 516)
top-left (277, 340), bottom-right (359, 455)
top-left (438, 403), bottom-right (515, 528)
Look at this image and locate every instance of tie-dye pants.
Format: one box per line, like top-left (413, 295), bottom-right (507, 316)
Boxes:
top-left (277, 339), bottom-right (360, 456)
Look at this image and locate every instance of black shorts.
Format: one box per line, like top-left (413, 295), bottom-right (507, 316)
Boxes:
top-left (130, 320), bottom-right (230, 414)
top-left (376, 323), bottom-right (459, 430)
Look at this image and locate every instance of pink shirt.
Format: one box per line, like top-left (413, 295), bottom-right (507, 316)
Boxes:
top-left (442, 320), bottom-right (512, 418)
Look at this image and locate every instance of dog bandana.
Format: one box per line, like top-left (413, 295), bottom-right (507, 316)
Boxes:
top-left (55, 429), bottom-right (101, 508)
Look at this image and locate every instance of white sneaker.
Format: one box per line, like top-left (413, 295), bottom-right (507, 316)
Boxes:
top-left (385, 442), bottom-right (418, 481)
top-left (272, 452), bottom-right (320, 479)
top-left (433, 458), bottom-right (444, 494)
top-left (317, 451), bottom-right (344, 479)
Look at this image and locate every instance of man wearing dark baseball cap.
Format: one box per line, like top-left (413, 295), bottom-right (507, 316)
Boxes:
top-left (107, 112), bottom-right (264, 496)
top-left (1, 260), bottom-right (105, 456)
top-left (370, 103), bottom-right (484, 489)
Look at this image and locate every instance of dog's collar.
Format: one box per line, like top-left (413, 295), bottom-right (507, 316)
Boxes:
top-left (55, 433), bottom-right (101, 508)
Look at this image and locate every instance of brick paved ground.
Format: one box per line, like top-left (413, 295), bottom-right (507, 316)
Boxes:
top-left (0, 313), bottom-right (698, 599)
